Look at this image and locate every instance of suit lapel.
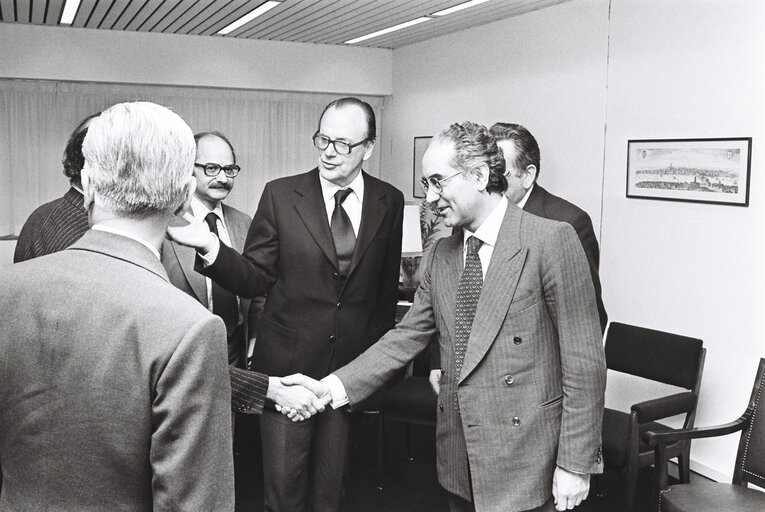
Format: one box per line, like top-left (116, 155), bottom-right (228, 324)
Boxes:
top-left (434, 234), bottom-right (462, 340)
top-left (171, 240), bottom-right (208, 305)
top-left (459, 206), bottom-right (527, 383)
top-left (222, 204), bottom-right (247, 253)
top-left (293, 169), bottom-right (339, 269)
top-left (348, 172), bottom-right (386, 277)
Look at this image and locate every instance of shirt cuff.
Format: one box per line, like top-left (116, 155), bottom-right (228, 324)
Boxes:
top-left (199, 236), bottom-right (220, 267)
top-left (321, 374), bottom-right (349, 409)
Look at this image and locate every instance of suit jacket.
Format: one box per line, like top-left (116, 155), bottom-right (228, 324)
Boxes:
top-left (0, 230), bottom-right (234, 511)
top-left (162, 203), bottom-right (269, 415)
top-left (13, 187), bottom-right (90, 262)
top-left (524, 184), bottom-right (607, 332)
top-left (335, 204), bottom-right (606, 512)
top-left (201, 168), bottom-right (404, 382)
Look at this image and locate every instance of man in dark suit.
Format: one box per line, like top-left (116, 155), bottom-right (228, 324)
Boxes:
top-left (0, 102), bottom-right (236, 510)
top-left (167, 97), bottom-right (404, 512)
top-left (13, 112), bottom-right (99, 262)
top-left (301, 122), bottom-right (606, 512)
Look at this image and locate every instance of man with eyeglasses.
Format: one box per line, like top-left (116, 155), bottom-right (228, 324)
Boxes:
top-left (167, 98), bottom-right (404, 512)
top-left (301, 122), bottom-right (606, 512)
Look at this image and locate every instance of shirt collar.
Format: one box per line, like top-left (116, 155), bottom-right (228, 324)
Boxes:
top-left (319, 170), bottom-right (365, 204)
top-left (91, 224), bottom-right (161, 260)
top-left (516, 184), bottom-right (534, 209)
top-left (463, 195), bottom-right (509, 248)
top-left (190, 195), bottom-right (225, 224)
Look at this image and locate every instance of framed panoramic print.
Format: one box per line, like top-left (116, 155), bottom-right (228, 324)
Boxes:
top-left (626, 138), bottom-right (752, 206)
top-left (412, 136), bottom-right (432, 198)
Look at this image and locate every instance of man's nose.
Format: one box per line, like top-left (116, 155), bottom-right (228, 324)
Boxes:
top-left (323, 142), bottom-right (338, 157)
top-left (425, 187), bottom-right (440, 204)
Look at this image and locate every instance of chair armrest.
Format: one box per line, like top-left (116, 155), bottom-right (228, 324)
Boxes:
top-left (645, 415), bottom-right (749, 447)
top-left (630, 392), bottom-right (697, 422)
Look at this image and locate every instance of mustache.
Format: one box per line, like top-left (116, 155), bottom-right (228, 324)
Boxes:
top-left (208, 182), bottom-right (232, 191)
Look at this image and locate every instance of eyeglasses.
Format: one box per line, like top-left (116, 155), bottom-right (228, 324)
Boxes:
top-left (194, 163), bottom-right (241, 178)
top-left (313, 133), bottom-right (369, 155)
top-left (420, 170), bottom-right (463, 194)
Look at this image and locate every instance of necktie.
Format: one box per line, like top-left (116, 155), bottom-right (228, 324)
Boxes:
top-left (331, 189), bottom-right (356, 276)
top-left (453, 235), bottom-right (483, 410)
top-left (204, 212), bottom-right (239, 338)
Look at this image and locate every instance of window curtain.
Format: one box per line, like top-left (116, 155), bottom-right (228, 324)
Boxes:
top-left (0, 79), bottom-right (384, 236)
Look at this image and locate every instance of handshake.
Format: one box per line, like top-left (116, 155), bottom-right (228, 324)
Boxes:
top-left (267, 374), bottom-right (333, 422)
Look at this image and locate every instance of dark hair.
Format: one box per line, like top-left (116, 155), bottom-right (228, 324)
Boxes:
top-left (318, 97), bottom-right (376, 141)
top-left (489, 122), bottom-right (540, 180)
top-left (436, 121), bottom-right (508, 195)
top-left (194, 131), bottom-right (237, 163)
top-left (62, 112), bottom-right (101, 186)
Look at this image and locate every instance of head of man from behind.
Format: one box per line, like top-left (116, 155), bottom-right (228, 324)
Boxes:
top-left (82, 101), bottom-right (195, 238)
top-left (192, 132), bottom-right (239, 211)
top-left (62, 113), bottom-right (101, 190)
top-left (422, 121), bottom-right (507, 232)
top-left (489, 122), bottom-right (540, 204)
top-left (313, 97), bottom-right (376, 187)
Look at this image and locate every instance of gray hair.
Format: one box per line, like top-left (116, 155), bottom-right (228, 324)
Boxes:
top-left (82, 102), bottom-right (195, 217)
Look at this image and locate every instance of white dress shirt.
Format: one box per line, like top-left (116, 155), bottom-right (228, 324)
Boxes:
top-left (319, 170), bottom-right (364, 237)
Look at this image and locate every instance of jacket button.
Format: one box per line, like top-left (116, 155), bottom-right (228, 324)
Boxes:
top-left (328, 335), bottom-right (336, 343)
top-left (512, 417), bottom-right (521, 427)
top-left (332, 272), bottom-right (340, 280)
top-left (513, 336), bottom-right (522, 345)
top-left (439, 404), bottom-right (444, 412)
top-left (336, 302), bottom-right (342, 310)
top-left (503, 374), bottom-right (514, 386)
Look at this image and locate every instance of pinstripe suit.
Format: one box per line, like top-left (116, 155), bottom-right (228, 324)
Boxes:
top-left (335, 203), bottom-right (606, 512)
top-left (14, 187), bottom-right (89, 263)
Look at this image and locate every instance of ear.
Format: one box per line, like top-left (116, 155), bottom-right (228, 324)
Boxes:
top-left (362, 139), bottom-right (376, 161)
top-left (176, 175), bottom-right (197, 215)
top-left (471, 163), bottom-right (490, 191)
top-left (521, 165), bottom-right (537, 189)
top-left (81, 165), bottom-right (94, 210)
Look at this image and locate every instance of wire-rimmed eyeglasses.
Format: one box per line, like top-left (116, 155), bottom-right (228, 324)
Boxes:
top-left (313, 133), bottom-right (369, 155)
top-left (420, 170), bottom-right (463, 194)
top-left (194, 163), bottom-right (241, 178)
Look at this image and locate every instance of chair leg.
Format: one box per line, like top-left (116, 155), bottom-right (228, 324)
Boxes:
top-left (406, 424), bottom-right (414, 461)
top-left (625, 459), bottom-right (638, 510)
top-left (377, 413), bottom-right (384, 490)
top-left (678, 441), bottom-right (692, 483)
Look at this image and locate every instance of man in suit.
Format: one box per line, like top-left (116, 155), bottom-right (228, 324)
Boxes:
top-left (0, 101), bottom-right (235, 510)
top-left (162, 131), bottom-right (273, 417)
top-left (167, 97), bottom-right (404, 511)
top-left (302, 122), bottom-right (606, 512)
top-left (14, 112), bottom-right (99, 262)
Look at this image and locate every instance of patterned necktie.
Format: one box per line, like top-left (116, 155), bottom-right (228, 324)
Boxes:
top-left (203, 212), bottom-right (239, 338)
top-left (454, 235), bottom-right (483, 410)
top-left (331, 188), bottom-right (356, 276)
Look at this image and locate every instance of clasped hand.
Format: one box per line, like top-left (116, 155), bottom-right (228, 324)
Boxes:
top-left (267, 374), bottom-right (331, 422)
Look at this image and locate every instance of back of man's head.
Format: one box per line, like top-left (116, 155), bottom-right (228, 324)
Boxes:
top-left (82, 102), bottom-right (195, 218)
top-left (436, 121), bottom-right (508, 195)
top-left (489, 122), bottom-right (540, 180)
top-left (62, 112), bottom-right (101, 188)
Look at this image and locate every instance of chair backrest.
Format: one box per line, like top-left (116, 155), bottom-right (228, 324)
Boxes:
top-left (733, 357), bottom-right (765, 488)
top-left (605, 322), bottom-right (704, 390)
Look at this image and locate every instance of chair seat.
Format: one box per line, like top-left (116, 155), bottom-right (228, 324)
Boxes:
top-left (379, 376), bottom-right (437, 423)
top-left (602, 408), bottom-right (673, 467)
top-left (661, 479), bottom-right (765, 512)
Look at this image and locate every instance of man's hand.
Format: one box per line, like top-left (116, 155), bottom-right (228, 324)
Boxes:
top-left (166, 220), bottom-right (217, 253)
top-left (552, 467), bottom-right (590, 511)
top-left (428, 369), bottom-right (442, 396)
top-left (266, 375), bottom-right (327, 422)
top-left (280, 374), bottom-right (332, 423)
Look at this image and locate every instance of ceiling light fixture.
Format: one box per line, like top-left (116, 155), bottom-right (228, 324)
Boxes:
top-left (344, 17), bottom-right (430, 44)
top-left (60, 0), bottom-right (81, 24)
top-left (217, 1), bottom-right (281, 35)
top-left (431, 0), bottom-right (491, 17)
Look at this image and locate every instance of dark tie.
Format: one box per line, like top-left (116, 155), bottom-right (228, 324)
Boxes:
top-left (204, 212), bottom-right (239, 339)
top-left (453, 235), bottom-right (483, 410)
top-left (331, 189), bottom-right (356, 276)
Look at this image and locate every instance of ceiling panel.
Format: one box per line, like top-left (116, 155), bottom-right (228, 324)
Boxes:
top-left (1, 0), bottom-right (572, 49)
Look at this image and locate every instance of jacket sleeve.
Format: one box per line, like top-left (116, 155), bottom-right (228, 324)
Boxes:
top-left (230, 366), bottom-right (269, 415)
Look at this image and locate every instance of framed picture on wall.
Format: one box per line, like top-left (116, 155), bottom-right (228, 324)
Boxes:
top-left (413, 136), bottom-right (432, 198)
top-left (626, 138), bottom-right (752, 206)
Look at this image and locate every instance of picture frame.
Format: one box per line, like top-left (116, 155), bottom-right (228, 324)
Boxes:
top-left (626, 138), bottom-right (752, 206)
top-left (412, 136), bottom-right (433, 198)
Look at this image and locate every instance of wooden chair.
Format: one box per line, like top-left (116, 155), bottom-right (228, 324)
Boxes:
top-left (601, 322), bottom-right (705, 509)
top-left (646, 358), bottom-right (765, 512)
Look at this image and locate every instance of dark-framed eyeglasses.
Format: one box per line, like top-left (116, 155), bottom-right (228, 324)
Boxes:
top-left (312, 133), bottom-right (369, 155)
top-left (420, 170), bottom-right (463, 194)
top-left (194, 163), bottom-right (241, 178)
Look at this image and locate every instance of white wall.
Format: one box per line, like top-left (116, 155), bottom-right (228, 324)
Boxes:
top-left (0, 23), bottom-right (392, 95)
top-left (382, 0), bottom-right (765, 481)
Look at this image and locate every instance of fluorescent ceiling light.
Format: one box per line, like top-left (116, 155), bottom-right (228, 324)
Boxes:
top-left (432, 0), bottom-right (491, 17)
top-left (345, 17), bottom-right (430, 44)
top-left (60, 0), bottom-right (81, 24)
top-left (217, 1), bottom-right (281, 35)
